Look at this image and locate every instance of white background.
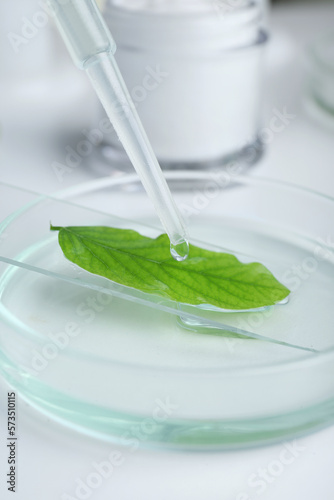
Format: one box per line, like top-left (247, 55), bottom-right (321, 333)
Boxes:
top-left (1, 2), bottom-right (334, 499)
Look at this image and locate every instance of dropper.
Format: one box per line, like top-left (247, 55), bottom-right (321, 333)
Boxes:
top-left (48, 0), bottom-right (189, 261)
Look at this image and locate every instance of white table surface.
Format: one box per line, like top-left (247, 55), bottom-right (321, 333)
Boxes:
top-left (1, 2), bottom-right (334, 499)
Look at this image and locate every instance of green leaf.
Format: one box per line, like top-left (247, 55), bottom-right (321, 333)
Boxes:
top-left (50, 225), bottom-right (290, 310)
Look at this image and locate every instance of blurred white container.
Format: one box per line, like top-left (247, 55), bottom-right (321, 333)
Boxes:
top-left (304, 32), bottom-right (334, 131)
top-left (98, 0), bottom-right (269, 170)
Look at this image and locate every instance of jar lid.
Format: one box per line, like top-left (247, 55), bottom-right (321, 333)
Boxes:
top-left (111, 0), bottom-right (233, 14)
top-left (105, 1), bottom-right (265, 54)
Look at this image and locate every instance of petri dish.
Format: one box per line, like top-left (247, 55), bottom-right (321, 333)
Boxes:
top-left (0, 172), bottom-right (334, 450)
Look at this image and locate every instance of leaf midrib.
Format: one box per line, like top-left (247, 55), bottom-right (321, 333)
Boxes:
top-left (63, 228), bottom-right (283, 293)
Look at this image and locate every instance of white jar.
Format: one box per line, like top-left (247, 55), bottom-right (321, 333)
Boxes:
top-left (99, 0), bottom-right (268, 169)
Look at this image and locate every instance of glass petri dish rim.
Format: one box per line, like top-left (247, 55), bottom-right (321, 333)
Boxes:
top-left (0, 172), bottom-right (334, 378)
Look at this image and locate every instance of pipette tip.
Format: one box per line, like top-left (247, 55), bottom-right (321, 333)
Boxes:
top-left (170, 239), bottom-right (189, 262)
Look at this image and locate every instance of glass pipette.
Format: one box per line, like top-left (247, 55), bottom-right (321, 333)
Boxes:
top-left (48, 0), bottom-right (189, 261)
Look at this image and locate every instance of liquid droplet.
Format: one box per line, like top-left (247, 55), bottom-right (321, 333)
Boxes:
top-left (170, 239), bottom-right (189, 262)
top-left (278, 296), bottom-right (290, 305)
